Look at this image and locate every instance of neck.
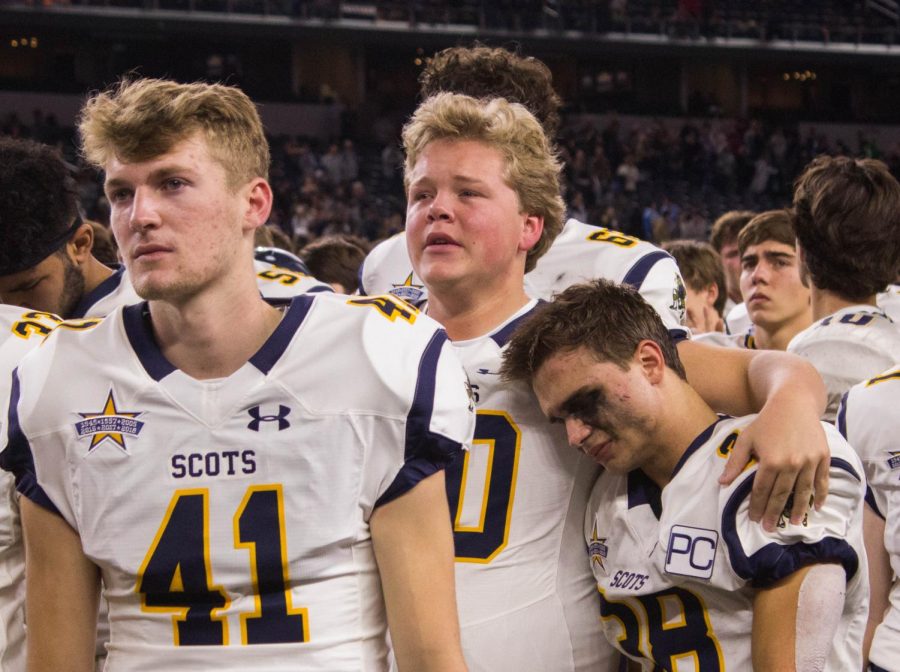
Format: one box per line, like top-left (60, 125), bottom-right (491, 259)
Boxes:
top-left (753, 312), bottom-right (812, 351)
top-left (810, 287), bottom-right (876, 321)
top-left (642, 381), bottom-right (720, 489)
top-left (426, 278), bottom-right (532, 341)
top-left (148, 276), bottom-right (281, 379)
top-left (82, 256), bottom-right (115, 295)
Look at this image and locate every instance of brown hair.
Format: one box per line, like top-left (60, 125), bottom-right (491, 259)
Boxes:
top-left (662, 240), bottom-right (727, 316)
top-left (301, 234), bottom-right (371, 293)
top-left (710, 210), bottom-right (755, 252)
top-left (419, 44), bottom-right (562, 138)
top-left (501, 279), bottom-right (687, 384)
top-left (79, 77), bottom-right (269, 189)
top-left (791, 155), bottom-right (900, 300)
top-left (403, 92), bottom-right (564, 273)
top-left (737, 210), bottom-right (796, 256)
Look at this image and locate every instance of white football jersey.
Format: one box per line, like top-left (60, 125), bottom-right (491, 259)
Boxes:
top-left (360, 220), bottom-right (688, 337)
top-left (877, 283), bottom-right (900, 326)
top-left (724, 301), bottom-right (752, 335)
top-left (838, 367), bottom-right (900, 671)
top-left (586, 415), bottom-right (868, 671)
top-left (72, 262), bottom-right (332, 318)
top-left (1, 293), bottom-right (474, 671)
top-left (0, 306), bottom-right (61, 672)
top-left (444, 300), bottom-right (615, 672)
top-left (694, 329), bottom-right (757, 350)
top-left (787, 305), bottom-right (900, 421)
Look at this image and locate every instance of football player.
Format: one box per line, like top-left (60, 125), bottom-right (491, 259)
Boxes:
top-left (0, 139), bottom-right (330, 321)
top-left (359, 45), bottom-right (687, 335)
top-left (698, 210), bottom-right (812, 351)
top-left (838, 368), bottom-right (900, 672)
top-left (1, 78), bottom-right (472, 672)
top-left (503, 279), bottom-right (867, 670)
top-left (661, 240), bottom-right (726, 334)
top-left (787, 155), bottom-right (900, 420)
top-left (0, 306), bottom-right (62, 672)
top-left (401, 92), bottom-right (831, 671)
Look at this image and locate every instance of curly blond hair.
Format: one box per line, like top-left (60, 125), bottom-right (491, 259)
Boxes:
top-left (402, 92), bottom-right (564, 272)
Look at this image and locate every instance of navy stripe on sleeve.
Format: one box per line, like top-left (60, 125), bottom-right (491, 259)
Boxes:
top-left (375, 330), bottom-right (463, 508)
top-left (722, 460), bottom-right (861, 587)
top-left (622, 251), bottom-right (672, 290)
top-left (865, 486), bottom-right (884, 519)
top-left (836, 392), bottom-right (849, 440)
top-left (0, 369), bottom-right (61, 515)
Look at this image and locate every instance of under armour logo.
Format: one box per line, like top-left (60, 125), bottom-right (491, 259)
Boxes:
top-left (247, 405), bottom-right (291, 431)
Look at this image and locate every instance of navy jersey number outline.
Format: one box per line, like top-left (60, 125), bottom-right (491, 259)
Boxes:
top-left (137, 485), bottom-right (308, 646)
top-left (445, 411), bottom-right (521, 562)
top-left (599, 585), bottom-right (724, 670)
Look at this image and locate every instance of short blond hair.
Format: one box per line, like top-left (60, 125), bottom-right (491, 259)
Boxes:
top-left (402, 92), bottom-right (564, 273)
top-left (79, 77), bottom-right (269, 189)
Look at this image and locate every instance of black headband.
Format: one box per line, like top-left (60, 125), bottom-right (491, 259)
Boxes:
top-left (0, 214), bottom-right (84, 277)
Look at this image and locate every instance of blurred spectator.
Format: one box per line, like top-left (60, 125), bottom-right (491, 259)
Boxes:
top-left (300, 234), bottom-right (371, 293)
top-left (663, 239), bottom-right (727, 334)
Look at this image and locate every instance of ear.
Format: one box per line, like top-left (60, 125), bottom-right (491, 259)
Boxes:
top-left (67, 221), bottom-right (95, 266)
top-left (243, 178), bottom-right (274, 232)
top-left (634, 339), bottom-right (667, 385)
top-left (518, 214), bottom-right (544, 254)
top-left (704, 282), bottom-right (719, 308)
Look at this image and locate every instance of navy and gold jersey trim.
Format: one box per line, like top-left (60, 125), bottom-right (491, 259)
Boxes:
top-left (249, 295), bottom-right (314, 374)
top-left (254, 246), bottom-right (311, 275)
top-left (0, 370), bottom-right (62, 516)
top-left (626, 469), bottom-right (663, 519)
top-left (374, 330), bottom-right (464, 509)
top-left (722, 460), bottom-right (861, 587)
top-left (836, 391), bottom-right (850, 441)
top-left (622, 250), bottom-right (672, 290)
top-left (123, 295), bottom-right (314, 382)
top-left (490, 301), bottom-right (544, 348)
top-left (670, 416), bottom-right (728, 479)
top-left (865, 369), bottom-right (900, 386)
top-left (71, 265), bottom-right (126, 319)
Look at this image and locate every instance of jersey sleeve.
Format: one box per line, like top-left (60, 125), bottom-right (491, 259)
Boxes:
top-left (622, 252), bottom-right (689, 340)
top-left (0, 357), bottom-right (76, 528)
top-left (720, 425), bottom-right (865, 588)
top-left (372, 330), bottom-right (475, 508)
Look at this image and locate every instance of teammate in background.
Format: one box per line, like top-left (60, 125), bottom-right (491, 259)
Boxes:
top-left (360, 44), bottom-right (689, 336)
top-left (1, 78), bottom-right (472, 672)
top-left (709, 209), bottom-right (756, 333)
top-left (838, 367), bottom-right (900, 671)
top-left (502, 279), bottom-right (868, 671)
top-left (0, 306), bottom-right (63, 672)
top-left (698, 210), bottom-right (812, 351)
top-left (877, 275), bottom-right (900, 325)
top-left (0, 138), bottom-right (115, 318)
top-left (402, 92), bottom-right (830, 671)
top-left (787, 155), bottom-right (900, 421)
top-left (661, 240), bottom-right (726, 334)
top-left (301, 234), bottom-right (371, 293)
top-left (0, 139), bottom-right (330, 320)
top-left (88, 220), bottom-right (120, 266)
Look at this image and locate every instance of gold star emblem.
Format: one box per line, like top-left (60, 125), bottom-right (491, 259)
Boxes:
top-left (77, 391), bottom-right (143, 452)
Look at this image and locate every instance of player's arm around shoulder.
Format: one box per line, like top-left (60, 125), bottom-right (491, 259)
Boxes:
top-left (679, 339), bottom-right (829, 530)
top-left (722, 424), bottom-right (866, 671)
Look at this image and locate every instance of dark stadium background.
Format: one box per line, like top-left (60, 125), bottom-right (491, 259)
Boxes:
top-left (4, 0), bottom-right (900, 244)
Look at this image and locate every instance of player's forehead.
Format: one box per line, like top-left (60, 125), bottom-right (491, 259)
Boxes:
top-left (104, 131), bottom-right (218, 184)
top-left (534, 347), bottom-right (611, 407)
top-left (409, 138), bottom-right (507, 183)
top-left (743, 239), bottom-right (796, 259)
